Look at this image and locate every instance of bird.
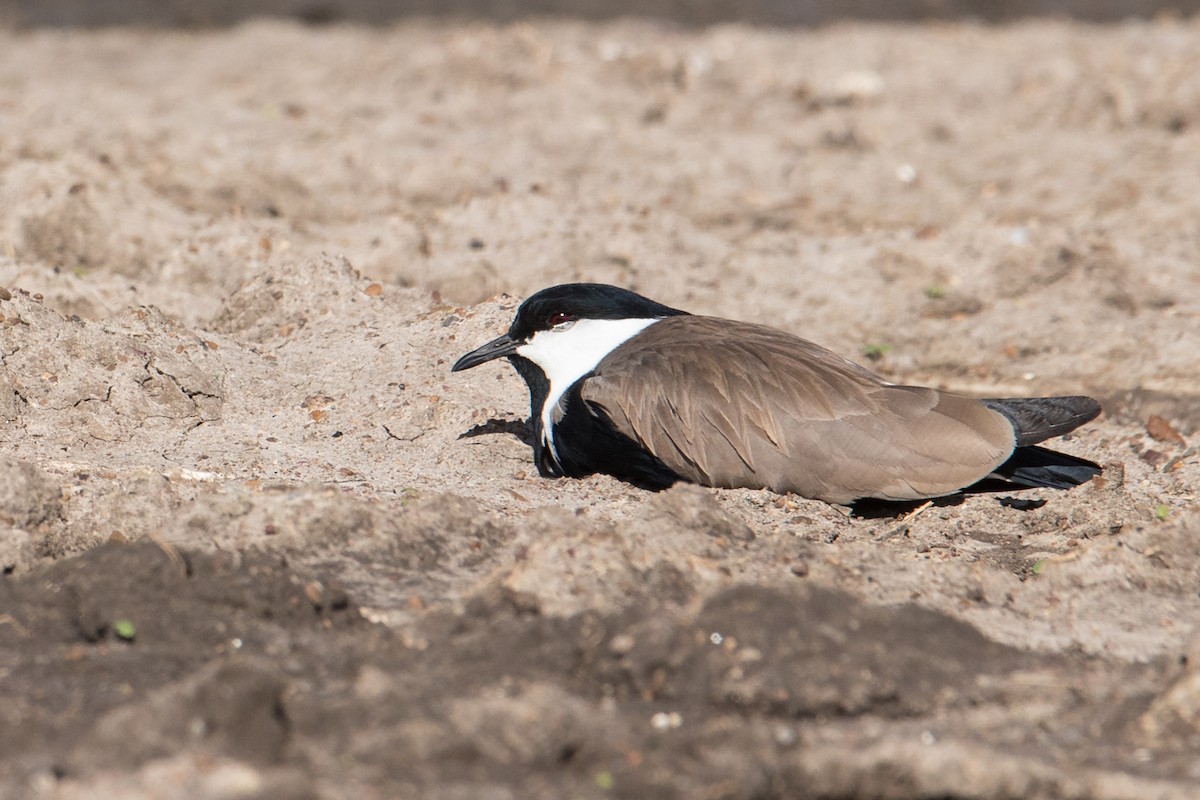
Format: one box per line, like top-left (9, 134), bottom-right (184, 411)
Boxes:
top-left (452, 283), bottom-right (1102, 506)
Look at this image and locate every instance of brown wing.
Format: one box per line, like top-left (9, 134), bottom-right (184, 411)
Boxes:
top-left (579, 316), bottom-right (1016, 504)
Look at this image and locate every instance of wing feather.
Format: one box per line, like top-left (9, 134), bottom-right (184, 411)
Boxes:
top-left (580, 316), bottom-right (1015, 504)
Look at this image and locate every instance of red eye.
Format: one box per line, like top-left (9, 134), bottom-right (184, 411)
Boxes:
top-left (548, 312), bottom-right (575, 327)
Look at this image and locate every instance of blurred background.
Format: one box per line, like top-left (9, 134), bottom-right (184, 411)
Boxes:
top-left (3, 0), bottom-right (1198, 27)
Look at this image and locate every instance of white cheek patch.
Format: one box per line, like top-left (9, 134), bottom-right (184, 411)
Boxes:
top-left (517, 317), bottom-right (661, 462)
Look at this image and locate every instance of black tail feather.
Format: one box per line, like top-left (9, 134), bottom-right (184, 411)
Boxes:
top-left (969, 445), bottom-right (1102, 493)
top-left (982, 396), bottom-right (1102, 447)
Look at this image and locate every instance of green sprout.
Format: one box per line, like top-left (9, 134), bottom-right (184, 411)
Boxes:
top-left (113, 619), bottom-right (137, 641)
top-left (862, 343), bottom-right (892, 361)
top-left (1154, 504), bottom-right (1171, 521)
top-left (924, 284), bottom-right (947, 299)
top-left (1031, 559), bottom-right (1046, 575)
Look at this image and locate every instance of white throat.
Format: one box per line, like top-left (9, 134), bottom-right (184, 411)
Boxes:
top-left (516, 317), bottom-right (661, 462)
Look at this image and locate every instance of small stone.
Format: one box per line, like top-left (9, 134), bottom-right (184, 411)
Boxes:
top-left (651, 711), bottom-right (683, 731)
top-left (609, 633), bottom-right (636, 655)
top-left (832, 69), bottom-right (884, 102)
top-left (1147, 415), bottom-right (1186, 446)
top-left (304, 582), bottom-right (324, 605)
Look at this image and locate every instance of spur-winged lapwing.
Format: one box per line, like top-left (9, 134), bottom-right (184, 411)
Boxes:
top-left (452, 283), bottom-right (1102, 505)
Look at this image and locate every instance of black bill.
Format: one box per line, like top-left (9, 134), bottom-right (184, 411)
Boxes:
top-left (451, 333), bottom-right (520, 372)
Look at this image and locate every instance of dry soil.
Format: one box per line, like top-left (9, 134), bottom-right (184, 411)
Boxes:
top-left (1, 15), bottom-right (1199, 800)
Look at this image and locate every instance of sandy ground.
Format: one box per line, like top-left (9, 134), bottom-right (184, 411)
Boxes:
top-left (1, 14), bottom-right (1199, 799)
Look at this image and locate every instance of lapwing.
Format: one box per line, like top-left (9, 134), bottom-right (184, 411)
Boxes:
top-left (452, 283), bottom-right (1102, 505)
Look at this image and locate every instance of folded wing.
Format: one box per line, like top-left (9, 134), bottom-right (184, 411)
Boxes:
top-left (580, 316), bottom-right (1016, 504)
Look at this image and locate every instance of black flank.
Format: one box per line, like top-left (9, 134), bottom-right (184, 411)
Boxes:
top-left (550, 378), bottom-right (682, 491)
top-left (507, 355), bottom-right (558, 477)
